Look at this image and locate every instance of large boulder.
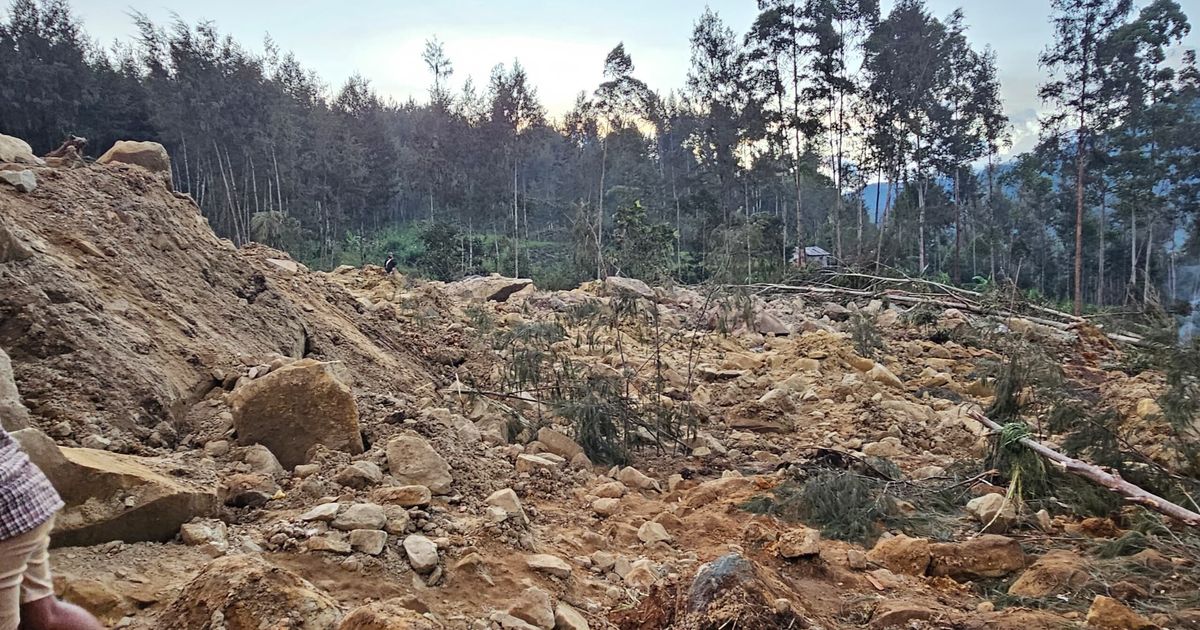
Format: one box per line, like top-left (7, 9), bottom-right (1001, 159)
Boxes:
top-left (96, 140), bottom-right (171, 183)
top-left (159, 555), bottom-right (342, 630)
top-left (867, 534), bottom-right (931, 576)
top-left (0, 347), bottom-right (30, 430)
top-left (229, 359), bottom-right (363, 469)
top-left (12, 428), bottom-right (217, 547)
top-left (604, 276), bottom-right (655, 300)
top-left (339, 599), bottom-right (442, 629)
top-left (0, 169), bottom-right (36, 193)
top-left (1008, 550), bottom-right (1092, 598)
top-left (929, 535), bottom-right (1027, 581)
top-left (0, 216), bottom-right (33, 264)
top-left (386, 433), bottom-right (453, 494)
top-left (536, 427), bottom-right (583, 460)
top-left (0, 134), bottom-right (40, 165)
top-left (1086, 595), bottom-right (1157, 630)
top-left (444, 274), bottom-right (532, 302)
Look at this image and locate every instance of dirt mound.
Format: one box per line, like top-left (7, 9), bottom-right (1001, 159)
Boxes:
top-left (0, 166), bottom-right (453, 453)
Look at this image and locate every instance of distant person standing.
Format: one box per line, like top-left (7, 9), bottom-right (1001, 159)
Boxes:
top-left (0, 427), bottom-right (103, 630)
top-left (384, 252), bottom-right (397, 275)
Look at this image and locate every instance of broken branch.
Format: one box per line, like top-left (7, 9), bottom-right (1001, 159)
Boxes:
top-left (970, 411), bottom-right (1200, 529)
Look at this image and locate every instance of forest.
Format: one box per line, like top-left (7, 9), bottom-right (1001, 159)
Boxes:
top-left (0, 0), bottom-right (1197, 316)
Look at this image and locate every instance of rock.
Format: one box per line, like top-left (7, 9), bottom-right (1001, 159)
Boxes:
top-left (638, 521), bottom-right (672, 544)
top-left (554, 602), bottom-right (589, 630)
top-left (229, 359), bottom-right (363, 469)
top-left (335, 461), bottom-right (384, 489)
top-left (592, 498), bottom-right (621, 517)
top-left (0, 347), bottom-right (30, 430)
top-left (0, 216), bottom-right (33, 266)
top-left (867, 534), bottom-right (931, 576)
top-left (11, 428), bottom-right (217, 547)
top-left (96, 140), bottom-right (172, 183)
top-left (180, 519), bottom-right (228, 554)
top-left (1035, 509), bottom-right (1054, 531)
top-left (1008, 551), bottom-right (1091, 598)
top-left (299, 503), bottom-right (341, 522)
top-left (871, 601), bottom-right (934, 628)
top-left (526, 554), bottom-right (572, 578)
top-left (516, 453), bottom-right (559, 473)
top-left (485, 488), bottom-right (528, 524)
top-left (624, 559), bottom-right (659, 589)
top-left (0, 169), bottom-right (36, 193)
top-left (0, 134), bottom-right (40, 164)
top-left (387, 433), bottom-right (453, 494)
top-left (339, 599), bottom-right (442, 629)
top-left (445, 274), bottom-right (533, 302)
top-left (929, 535), bottom-right (1027, 581)
top-left (746, 310), bottom-right (787, 337)
top-left (219, 473), bottom-right (279, 508)
top-left (594, 481), bottom-right (626, 498)
top-left (371, 485), bottom-right (432, 507)
top-left (536, 427), bottom-right (584, 460)
top-left (617, 466), bottom-right (660, 492)
top-left (686, 553), bottom-right (756, 613)
top-left (757, 387), bottom-right (796, 413)
top-left (57, 577), bottom-right (130, 623)
top-left (847, 549), bottom-right (869, 570)
top-left (506, 587), bottom-right (555, 630)
top-left (159, 555), bottom-right (341, 630)
top-left (349, 529), bottom-right (388, 555)
top-left (966, 493), bottom-right (1019, 533)
top-left (605, 275), bottom-right (655, 299)
top-left (862, 437), bottom-right (904, 459)
top-left (777, 527), bottom-right (821, 559)
top-left (569, 452), bottom-right (593, 470)
top-left (237, 444), bottom-right (284, 478)
top-left (332, 503), bottom-right (387, 531)
top-left (306, 536), bottom-right (352, 554)
top-left (866, 364), bottom-right (905, 389)
top-left (1086, 595), bottom-right (1157, 630)
top-left (382, 505), bottom-right (411, 535)
top-left (403, 534), bottom-right (439, 574)
top-left (823, 302), bottom-right (851, 320)
top-left (1135, 398), bottom-right (1162, 420)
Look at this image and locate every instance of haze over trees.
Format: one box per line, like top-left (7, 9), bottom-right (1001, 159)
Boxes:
top-left (0, 0), bottom-right (1196, 312)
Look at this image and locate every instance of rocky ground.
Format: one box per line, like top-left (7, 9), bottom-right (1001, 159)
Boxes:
top-left (2, 139), bottom-right (1198, 629)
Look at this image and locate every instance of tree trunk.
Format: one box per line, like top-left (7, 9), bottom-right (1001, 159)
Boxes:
top-left (971, 412), bottom-right (1200, 528)
top-left (1073, 128), bottom-right (1086, 316)
top-left (1097, 195), bottom-right (1106, 306)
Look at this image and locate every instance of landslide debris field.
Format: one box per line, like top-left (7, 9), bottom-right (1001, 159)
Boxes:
top-left (2, 155), bottom-right (1199, 630)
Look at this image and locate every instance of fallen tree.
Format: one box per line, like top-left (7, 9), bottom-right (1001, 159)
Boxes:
top-left (728, 281), bottom-right (1148, 347)
top-left (970, 411), bottom-right (1200, 529)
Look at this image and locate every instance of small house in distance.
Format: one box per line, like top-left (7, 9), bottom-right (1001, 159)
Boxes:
top-left (791, 245), bottom-right (834, 268)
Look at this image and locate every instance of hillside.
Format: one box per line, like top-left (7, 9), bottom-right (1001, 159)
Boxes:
top-left (1, 142), bottom-right (1198, 629)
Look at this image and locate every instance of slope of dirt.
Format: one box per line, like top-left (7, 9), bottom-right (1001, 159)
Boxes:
top-left (0, 165), bottom-right (470, 452)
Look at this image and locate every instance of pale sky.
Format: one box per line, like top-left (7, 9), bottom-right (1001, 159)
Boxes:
top-left (72, 0), bottom-right (1200, 157)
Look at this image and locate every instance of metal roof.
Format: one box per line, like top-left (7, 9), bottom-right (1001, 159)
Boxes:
top-left (803, 246), bottom-right (832, 257)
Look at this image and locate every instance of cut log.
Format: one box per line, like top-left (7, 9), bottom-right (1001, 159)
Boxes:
top-left (725, 282), bottom-right (1148, 347)
top-left (970, 411), bottom-right (1200, 529)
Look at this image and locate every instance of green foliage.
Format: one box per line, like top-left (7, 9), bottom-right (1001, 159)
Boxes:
top-left (250, 211), bottom-right (302, 249)
top-left (849, 312), bottom-right (885, 359)
top-left (608, 199), bottom-right (675, 283)
top-left (743, 472), bottom-right (887, 544)
top-left (412, 221), bottom-right (484, 281)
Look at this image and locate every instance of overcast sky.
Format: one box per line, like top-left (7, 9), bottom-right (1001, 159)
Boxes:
top-left (73, 0), bottom-right (1200, 157)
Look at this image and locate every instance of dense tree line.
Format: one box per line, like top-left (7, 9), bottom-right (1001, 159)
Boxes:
top-left (0, 0), bottom-right (1196, 310)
